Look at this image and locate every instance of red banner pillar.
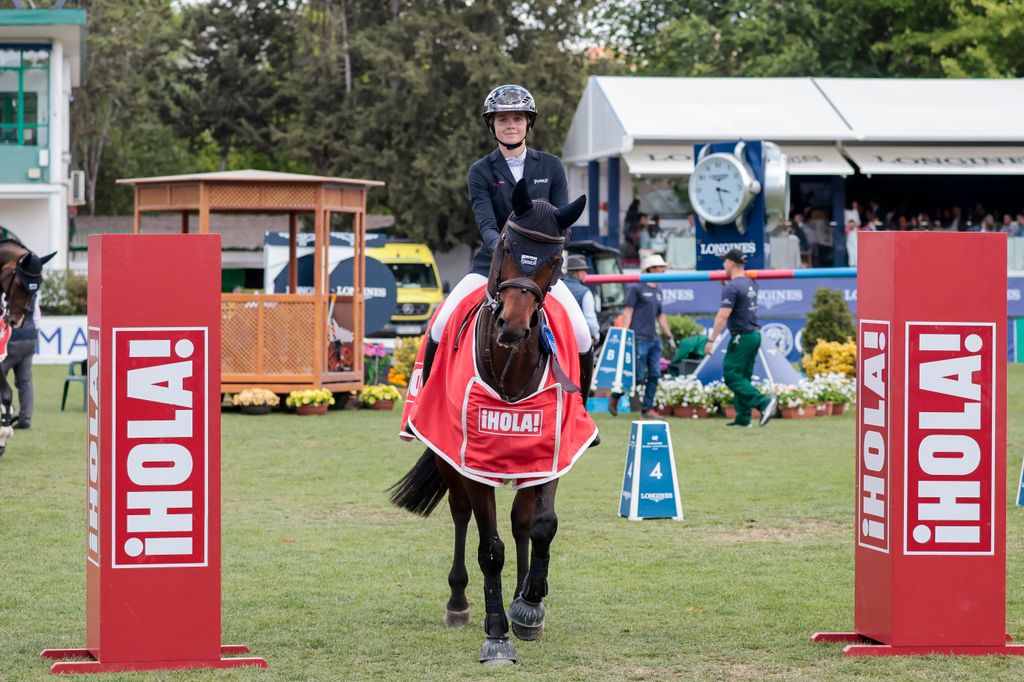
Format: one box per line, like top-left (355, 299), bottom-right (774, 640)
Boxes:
top-left (41, 234), bottom-right (266, 673)
top-left (813, 231), bottom-right (1024, 656)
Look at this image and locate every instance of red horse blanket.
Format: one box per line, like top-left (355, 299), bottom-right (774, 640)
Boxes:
top-left (400, 286), bottom-right (597, 489)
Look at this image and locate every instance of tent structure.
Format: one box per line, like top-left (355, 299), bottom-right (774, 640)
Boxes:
top-left (691, 331), bottom-right (802, 387)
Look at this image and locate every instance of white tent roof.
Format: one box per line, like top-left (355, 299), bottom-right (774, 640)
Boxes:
top-left (563, 77), bottom-right (854, 163)
top-left (563, 76), bottom-right (1024, 173)
top-left (815, 78), bottom-right (1024, 143)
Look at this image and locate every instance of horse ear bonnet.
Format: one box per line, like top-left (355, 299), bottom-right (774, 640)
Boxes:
top-left (504, 179), bottom-right (568, 277)
top-left (16, 251), bottom-right (54, 293)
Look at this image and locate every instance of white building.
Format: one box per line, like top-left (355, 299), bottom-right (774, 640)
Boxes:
top-left (0, 8), bottom-right (85, 268)
top-left (563, 76), bottom-right (1024, 266)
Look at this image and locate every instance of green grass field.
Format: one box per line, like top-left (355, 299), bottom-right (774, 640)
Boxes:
top-left (3, 365), bottom-right (1024, 680)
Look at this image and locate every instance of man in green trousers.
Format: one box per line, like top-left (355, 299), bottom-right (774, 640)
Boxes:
top-left (703, 249), bottom-right (779, 428)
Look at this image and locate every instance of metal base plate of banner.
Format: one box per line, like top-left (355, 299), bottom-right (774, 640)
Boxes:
top-left (811, 632), bottom-right (1024, 657)
top-left (40, 645), bottom-right (267, 674)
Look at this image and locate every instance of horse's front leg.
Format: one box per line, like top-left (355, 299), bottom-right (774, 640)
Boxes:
top-left (0, 371), bottom-right (13, 457)
top-left (464, 479), bottom-right (516, 665)
top-left (510, 487), bottom-right (538, 600)
top-left (509, 479), bottom-right (558, 641)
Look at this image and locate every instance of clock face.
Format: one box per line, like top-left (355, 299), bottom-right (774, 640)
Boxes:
top-left (689, 154), bottom-right (748, 224)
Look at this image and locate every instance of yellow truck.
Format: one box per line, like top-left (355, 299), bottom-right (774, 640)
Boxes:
top-left (366, 240), bottom-right (445, 336)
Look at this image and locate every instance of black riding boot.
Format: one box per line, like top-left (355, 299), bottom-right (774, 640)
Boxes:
top-left (421, 337), bottom-right (440, 386)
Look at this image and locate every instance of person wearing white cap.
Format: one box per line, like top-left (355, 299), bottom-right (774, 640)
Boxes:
top-left (609, 253), bottom-right (675, 418)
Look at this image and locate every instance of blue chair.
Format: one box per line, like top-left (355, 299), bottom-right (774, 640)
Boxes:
top-left (61, 360), bottom-right (88, 411)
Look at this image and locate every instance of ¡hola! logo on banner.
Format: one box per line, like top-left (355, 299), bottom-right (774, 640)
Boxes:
top-left (904, 322), bottom-right (995, 556)
top-left (112, 327), bottom-right (209, 568)
top-left (858, 320), bottom-right (890, 553)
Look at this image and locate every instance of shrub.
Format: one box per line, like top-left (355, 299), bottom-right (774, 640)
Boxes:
top-left (802, 339), bottom-right (857, 378)
top-left (231, 388), bottom-right (280, 407)
top-left (666, 314), bottom-right (705, 340)
top-left (359, 384), bottom-right (402, 406)
top-left (802, 287), bottom-right (854, 352)
top-left (391, 336), bottom-right (421, 383)
top-left (39, 271), bottom-right (88, 315)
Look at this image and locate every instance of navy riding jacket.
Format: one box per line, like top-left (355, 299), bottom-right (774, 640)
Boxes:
top-left (467, 148), bottom-right (568, 275)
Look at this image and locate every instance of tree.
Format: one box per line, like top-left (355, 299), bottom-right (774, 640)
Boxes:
top-left (307, 0), bottom-right (598, 250)
top-left (597, 0), bottom-right (958, 78)
top-left (161, 0), bottom-right (299, 170)
top-left (802, 287), bottom-right (855, 351)
top-left (70, 0), bottom-right (180, 214)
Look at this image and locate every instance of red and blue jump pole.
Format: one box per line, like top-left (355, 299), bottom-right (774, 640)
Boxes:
top-left (584, 266), bottom-right (857, 285)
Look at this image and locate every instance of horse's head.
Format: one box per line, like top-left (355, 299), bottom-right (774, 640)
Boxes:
top-left (0, 242), bottom-right (54, 329)
top-left (487, 180), bottom-right (586, 347)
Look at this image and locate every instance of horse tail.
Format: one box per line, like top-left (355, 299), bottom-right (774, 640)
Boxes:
top-left (389, 450), bottom-right (448, 517)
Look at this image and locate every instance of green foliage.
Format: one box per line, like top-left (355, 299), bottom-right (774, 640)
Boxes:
top-left (802, 287), bottom-right (855, 353)
top-left (666, 314), bottom-right (704, 340)
top-left (39, 271), bottom-right (88, 316)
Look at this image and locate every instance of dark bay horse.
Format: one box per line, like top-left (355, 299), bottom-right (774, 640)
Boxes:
top-left (390, 180), bottom-right (595, 664)
top-left (0, 240), bottom-right (54, 456)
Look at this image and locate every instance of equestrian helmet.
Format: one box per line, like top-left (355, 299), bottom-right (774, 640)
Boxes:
top-left (482, 84), bottom-right (537, 129)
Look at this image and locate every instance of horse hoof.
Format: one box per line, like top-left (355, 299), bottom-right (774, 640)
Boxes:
top-left (444, 607), bottom-right (470, 628)
top-left (508, 596), bottom-right (545, 641)
top-left (479, 636), bottom-right (516, 664)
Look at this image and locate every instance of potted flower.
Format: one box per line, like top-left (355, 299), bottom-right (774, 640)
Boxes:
top-left (671, 376), bottom-right (710, 419)
top-left (705, 380), bottom-right (735, 419)
top-left (774, 384), bottom-right (814, 419)
top-left (360, 384), bottom-right (402, 410)
top-left (231, 388), bottom-right (280, 415)
top-left (286, 388), bottom-right (335, 415)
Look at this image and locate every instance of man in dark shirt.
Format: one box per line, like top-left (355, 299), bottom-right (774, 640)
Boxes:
top-left (610, 254), bottom-right (675, 418)
top-left (704, 250), bottom-right (779, 427)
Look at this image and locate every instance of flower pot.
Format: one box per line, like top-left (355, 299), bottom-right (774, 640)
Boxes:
top-left (781, 406), bottom-right (813, 419)
top-left (694, 407), bottom-right (709, 419)
top-left (816, 402), bottom-right (833, 416)
top-left (296, 403), bottom-right (329, 416)
top-left (832, 402), bottom-right (848, 415)
top-left (673, 406), bottom-right (697, 418)
top-left (658, 406), bottom-right (673, 416)
top-left (239, 404), bottom-right (272, 415)
top-left (372, 399), bottom-right (395, 411)
top-left (722, 405), bottom-right (736, 420)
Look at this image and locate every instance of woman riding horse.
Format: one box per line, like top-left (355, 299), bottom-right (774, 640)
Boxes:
top-left (391, 181), bottom-right (596, 665)
top-left (424, 84), bottom-right (593, 387)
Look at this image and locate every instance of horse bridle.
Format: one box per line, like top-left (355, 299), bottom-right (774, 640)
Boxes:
top-left (482, 217), bottom-right (565, 319)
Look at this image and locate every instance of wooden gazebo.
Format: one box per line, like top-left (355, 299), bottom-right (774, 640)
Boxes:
top-left (117, 169), bottom-right (385, 395)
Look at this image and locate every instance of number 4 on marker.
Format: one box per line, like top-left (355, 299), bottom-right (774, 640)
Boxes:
top-left (650, 462), bottom-right (663, 479)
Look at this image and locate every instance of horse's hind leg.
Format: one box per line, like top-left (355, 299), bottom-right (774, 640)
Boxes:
top-left (509, 479), bottom-right (558, 641)
top-left (436, 455), bottom-right (471, 627)
top-left (464, 479), bottom-right (516, 665)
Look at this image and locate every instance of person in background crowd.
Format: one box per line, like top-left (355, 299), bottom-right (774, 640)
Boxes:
top-left (790, 214), bottom-right (811, 265)
top-left (844, 219), bottom-right (859, 266)
top-left (948, 206), bottom-right (963, 231)
top-left (564, 255), bottom-right (600, 348)
top-left (844, 201), bottom-right (862, 229)
top-left (639, 215), bottom-right (667, 255)
top-left (1012, 214), bottom-right (1024, 237)
top-left (624, 198), bottom-right (641, 234)
top-left (868, 199), bottom-right (885, 227)
top-left (609, 254), bottom-right (675, 419)
top-left (681, 213), bottom-right (695, 236)
top-left (981, 214), bottom-right (996, 232)
top-left (1001, 214), bottom-right (1014, 233)
top-left (703, 249), bottom-right (779, 428)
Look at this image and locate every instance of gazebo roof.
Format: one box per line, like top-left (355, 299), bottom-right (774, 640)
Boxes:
top-left (117, 169), bottom-right (384, 187)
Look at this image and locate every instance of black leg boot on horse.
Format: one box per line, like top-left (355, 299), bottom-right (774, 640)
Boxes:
top-left (508, 481), bottom-right (558, 641)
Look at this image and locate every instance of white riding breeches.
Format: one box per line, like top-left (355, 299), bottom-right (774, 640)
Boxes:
top-left (430, 273), bottom-right (593, 353)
